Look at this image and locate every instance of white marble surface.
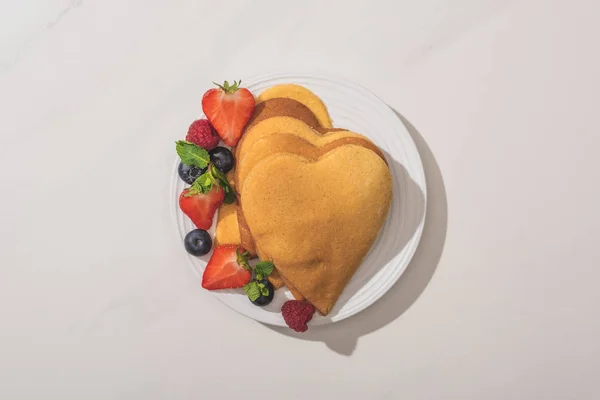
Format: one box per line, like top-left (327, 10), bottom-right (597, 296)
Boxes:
top-left (1, 0), bottom-right (599, 399)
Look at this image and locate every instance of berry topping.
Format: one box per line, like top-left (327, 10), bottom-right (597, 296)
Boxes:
top-left (178, 162), bottom-right (206, 185)
top-left (281, 300), bottom-right (316, 332)
top-left (209, 147), bottom-right (235, 173)
top-left (179, 185), bottom-right (224, 230)
top-left (243, 261), bottom-right (276, 307)
top-left (184, 229), bottom-right (212, 256)
top-left (186, 119), bottom-right (220, 150)
top-left (178, 164), bottom-right (236, 229)
top-left (202, 246), bottom-right (252, 290)
top-left (249, 279), bottom-right (274, 306)
top-left (202, 80), bottom-right (255, 146)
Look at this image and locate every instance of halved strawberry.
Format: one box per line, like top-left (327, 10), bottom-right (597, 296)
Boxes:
top-left (202, 245), bottom-right (252, 290)
top-left (179, 185), bottom-right (224, 230)
top-left (202, 80), bottom-right (255, 146)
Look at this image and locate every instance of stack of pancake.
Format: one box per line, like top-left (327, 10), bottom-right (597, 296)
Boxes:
top-left (214, 84), bottom-right (392, 315)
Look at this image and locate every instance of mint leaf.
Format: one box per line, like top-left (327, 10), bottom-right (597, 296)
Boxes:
top-left (258, 282), bottom-right (270, 297)
top-left (195, 173), bottom-right (214, 193)
top-left (184, 163), bottom-right (237, 203)
top-left (243, 281), bottom-right (260, 302)
top-left (255, 261), bottom-right (274, 280)
top-left (187, 172), bottom-right (213, 196)
top-left (176, 141), bottom-right (210, 168)
top-left (210, 165), bottom-right (236, 204)
top-left (210, 163), bottom-right (228, 181)
top-left (222, 186), bottom-right (236, 204)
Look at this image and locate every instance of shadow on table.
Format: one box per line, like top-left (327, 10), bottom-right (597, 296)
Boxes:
top-left (264, 111), bottom-right (448, 355)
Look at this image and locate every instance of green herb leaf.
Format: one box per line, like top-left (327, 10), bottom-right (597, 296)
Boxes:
top-left (258, 282), bottom-right (270, 297)
top-left (195, 173), bottom-right (213, 192)
top-left (254, 261), bottom-right (274, 280)
top-left (186, 171), bottom-right (214, 196)
top-left (223, 187), bottom-right (236, 204)
top-left (176, 141), bottom-right (210, 168)
top-left (243, 281), bottom-right (260, 302)
top-left (182, 163), bottom-right (236, 203)
top-left (210, 165), bottom-right (236, 204)
top-left (210, 163), bottom-right (227, 180)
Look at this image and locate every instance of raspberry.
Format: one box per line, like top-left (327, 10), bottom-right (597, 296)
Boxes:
top-left (186, 119), bottom-right (220, 150)
top-left (281, 300), bottom-right (315, 332)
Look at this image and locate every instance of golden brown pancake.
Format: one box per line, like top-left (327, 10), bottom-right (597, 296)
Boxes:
top-left (214, 196), bottom-right (304, 296)
top-left (241, 145), bottom-right (392, 315)
top-left (245, 98), bottom-right (321, 132)
top-left (215, 100), bottom-right (336, 296)
top-left (283, 279), bottom-right (305, 301)
top-left (257, 84), bottom-right (332, 128)
top-left (234, 107), bottom-right (340, 256)
top-left (214, 170), bottom-right (240, 246)
top-left (267, 268), bottom-right (285, 289)
top-left (214, 202), bottom-right (241, 246)
top-left (236, 132), bottom-right (386, 196)
top-left (235, 208), bottom-right (256, 255)
top-left (235, 116), bottom-right (349, 167)
top-left (234, 117), bottom-right (385, 258)
top-left (234, 117), bottom-right (347, 255)
top-left (216, 91), bottom-right (384, 305)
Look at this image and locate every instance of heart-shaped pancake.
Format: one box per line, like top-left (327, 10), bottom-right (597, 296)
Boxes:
top-left (236, 131), bottom-right (387, 300)
top-left (217, 109), bottom-right (336, 255)
top-left (245, 98), bottom-right (329, 133)
top-left (241, 145), bottom-right (392, 315)
top-left (234, 117), bottom-right (385, 259)
top-left (257, 84), bottom-right (333, 128)
top-left (215, 92), bottom-right (367, 299)
top-left (233, 116), bottom-right (347, 256)
top-left (216, 102), bottom-right (338, 292)
top-left (236, 132), bottom-right (386, 196)
top-left (236, 116), bottom-right (355, 166)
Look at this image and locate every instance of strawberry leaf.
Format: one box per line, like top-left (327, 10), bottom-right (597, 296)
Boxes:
top-left (213, 80), bottom-right (241, 94)
top-left (235, 247), bottom-right (251, 271)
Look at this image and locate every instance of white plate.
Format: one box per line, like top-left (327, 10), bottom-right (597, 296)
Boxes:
top-left (171, 73), bottom-right (427, 327)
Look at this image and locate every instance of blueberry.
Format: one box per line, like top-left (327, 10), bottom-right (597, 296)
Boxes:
top-left (184, 229), bottom-right (212, 256)
top-left (209, 147), bottom-right (235, 173)
top-left (251, 279), bottom-right (274, 306)
top-left (178, 162), bottom-right (206, 185)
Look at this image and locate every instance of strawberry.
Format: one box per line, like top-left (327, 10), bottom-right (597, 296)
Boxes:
top-left (202, 80), bottom-right (255, 146)
top-left (179, 185), bottom-right (224, 230)
top-left (178, 162), bottom-right (236, 229)
top-left (202, 245), bottom-right (252, 290)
